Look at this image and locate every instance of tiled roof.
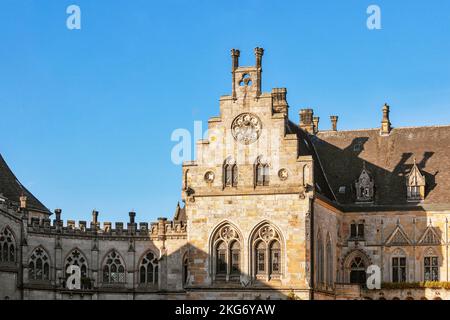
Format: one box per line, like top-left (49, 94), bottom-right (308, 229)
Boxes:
top-left (311, 125), bottom-right (450, 208)
top-left (0, 154), bottom-right (50, 214)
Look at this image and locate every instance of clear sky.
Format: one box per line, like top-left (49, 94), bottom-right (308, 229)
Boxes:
top-left (1, 0), bottom-right (450, 223)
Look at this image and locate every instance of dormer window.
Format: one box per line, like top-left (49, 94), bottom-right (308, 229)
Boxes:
top-left (355, 162), bottom-right (374, 203)
top-left (406, 158), bottom-right (426, 202)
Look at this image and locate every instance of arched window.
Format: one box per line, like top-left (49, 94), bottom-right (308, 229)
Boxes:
top-left (350, 257), bottom-right (366, 284)
top-left (139, 251), bottom-right (159, 285)
top-left (255, 156), bottom-right (269, 186)
top-left (270, 241), bottom-right (281, 275)
top-left (251, 223), bottom-right (283, 280)
top-left (392, 249), bottom-right (407, 283)
top-left (102, 251), bottom-right (125, 284)
top-left (211, 223), bottom-right (242, 280)
top-left (223, 157), bottom-right (238, 187)
top-left (28, 247), bottom-right (50, 281)
top-left (326, 236), bottom-right (333, 286)
top-left (424, 248), bottom-right (439, 281)
top-left (0, 227), bottom-right (15, 263)
top-left (182, 254), bottom-right (189, 286)
top-left (317, 232), bottom-right (324, 284)
top-left (65, 249), bottom-right (88, 279)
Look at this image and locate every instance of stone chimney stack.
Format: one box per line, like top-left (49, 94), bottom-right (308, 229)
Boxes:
top-left (254, 47), bottom-right (264, 97)
top-left (231, 49), bottom-right (240, 100)
top-left (313, 117), bottom-right (320, 134)
top-left (381, 103), bottom-right (392, 135)
top-left (129, 211), bottom-right (136, 224)
top-left (91, 210), bottom-right (99, 230)
top-left (19, 195), bottom-right (27, 209)
top-left (330, 116), bottom-right (338, 131)
top-left (55, 209), bottom-right (62, 221)
top-left (299, 109), bottom-right (314, 134)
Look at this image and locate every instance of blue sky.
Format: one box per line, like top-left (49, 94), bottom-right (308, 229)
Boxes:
top-left (1, 0), bottom-right (450, 223)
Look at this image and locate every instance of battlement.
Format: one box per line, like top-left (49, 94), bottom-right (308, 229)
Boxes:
top-left (26, 212), bottom-right (186, 239)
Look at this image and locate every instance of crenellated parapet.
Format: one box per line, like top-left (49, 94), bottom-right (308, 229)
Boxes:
top-left (26, 209), bottom-right (187, 240)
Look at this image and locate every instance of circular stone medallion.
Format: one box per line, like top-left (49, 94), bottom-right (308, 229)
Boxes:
top-left (231, 113), bottom-right (262, 145)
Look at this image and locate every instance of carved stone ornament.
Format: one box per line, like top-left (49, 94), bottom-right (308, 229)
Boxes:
top-left (231, 113), bottom-right (262, 145)
top-left (278, 168), bottom-right (288, 181)
top-left (204, 171), bottom-right (215, 183)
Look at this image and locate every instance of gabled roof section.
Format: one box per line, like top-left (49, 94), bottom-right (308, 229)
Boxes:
top-left (312, 125), bottom-right (450, 207)
top-left (0, 154), bottom-right (50, 214)
top-left (418, 225), bottom-right (442, 245)
top-left (385, 224), bottom-right (411, 246)
top-left (173, 202), bottom-right (186, 223)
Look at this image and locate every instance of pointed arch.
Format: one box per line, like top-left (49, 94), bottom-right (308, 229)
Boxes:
top-left (316, 229), bottom-right (325, 285)
top-left (223, 156), bottom-right (238, 188)
top-left (254, 155), bottom-right (270, 187)
top-left (326, 232), bottom-right (333, 286)
top-left (64, 248), bottom-right (89, 278)
top-left (101, 249), bottom-right (126, 284)
top-left (0, 226), bottom-right (17, 264)
top-left (209, 220), bottom-right (243, 280)
top-left (342, 249), bottom-right (371, 284)
top-left (138, 250), bottom-right (159, 286)
top-left (182, 251), bottom-right (189, 287)
top-left (28, 246), bottom-right (51, 281)
top-left (249, 221), bottom-right (285, 280)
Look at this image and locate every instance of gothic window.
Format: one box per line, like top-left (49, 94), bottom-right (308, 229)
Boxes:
top-left (406, 158), bottom-right (426, 201)
top-left (182, 254), bottom-right (189, 285)
top-left (28, 247), bottom-right (50, 281)
top-left (211, 223), bottom-right (242, 280)
top-left (349, 257), bottom-right (366, 285)
top-left (255, 156), bottom-right (270, 186)
top-left (270, 241), bottom-right (281, 275)
top-left (256, 241), bottom-right (266, 274)
top-left (251, 223), bottom-right (283, 280)
top-left (0, 227), bottom-right (15, 264)
top-left (392, 250), bottom-right (407, 283)
top-left (326, 236), bottom-right (333, 286)
top-left (102, 251), bottom-right (125, 284)
top-left (65, 249), bottom-right (88, 279)
top-left (317, 233), bottom-right (324, 284)
top-left (424, 248), bottom-right (439, 281)
top-left (350, 222), bottom-right (364, 239)
top-left (223, 157), bottom-right (238, 187)
top-left (139, 251), bottom-right (158, 285)
top-left (230, 241), bottom-right (240, 274)
top-left (355, 162), bottom-right (374, 202)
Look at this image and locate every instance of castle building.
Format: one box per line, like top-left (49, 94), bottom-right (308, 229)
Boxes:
top-left (1, 48), bottom-right (450, 300)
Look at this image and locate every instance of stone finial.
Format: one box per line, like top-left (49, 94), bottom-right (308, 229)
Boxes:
top-left (254, 47), bottom-right (264, 69)
top-left (19, 195), bottom-right (27, 209)
top-left (313, 117), bottom-right (320, 134)
top-left (299, 109), bottom-right (314, 134)
top-left (231, 48), bottom-right (240, 71)
top-left (381, 103), bottom-right (392, 135)
top-left (330, 116), bottom-right (338, 131)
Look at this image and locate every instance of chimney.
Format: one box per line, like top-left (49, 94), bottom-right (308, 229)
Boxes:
top-left (19, 195), bottom-right (27, 209)
top-left (91, 210), bottom-right (99, 230)
top-left (231, 49), bottom-right (240, 100)
top-left (330, 116), bottom-right (338, 131)
top-left (54, 208), bottom-right (62, 221)
top-left (313, 117), bottom-right (320, 134)
top-left (299, 109), bottom-right (314, 134)
top-left (381, 103), bottom-right (392, 135)
top-left (129, 211), bottom-right (136, 224)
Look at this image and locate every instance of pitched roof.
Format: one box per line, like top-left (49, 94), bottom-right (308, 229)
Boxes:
top-left (311, 125), bottom-right (450, 209)
top-left (0, 154), bottom-right (50, 214)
